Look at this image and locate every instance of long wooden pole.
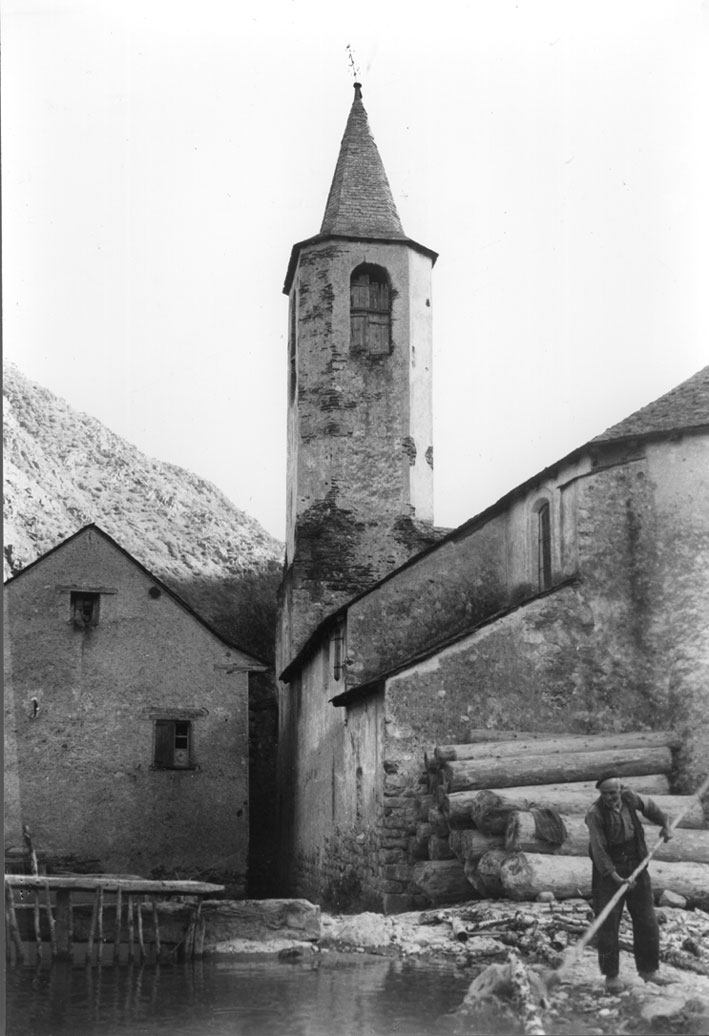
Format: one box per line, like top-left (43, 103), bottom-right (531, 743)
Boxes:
top-left (97, 886), bottom-right (105, 964)
top-left (32, 889), bottom-right (42, 962)
top-left (5, 880), bottom-right (25, 964)
top-left (563, 771), bottom-right (709, 970)
top-left (127, 895), bottom-right (135, 963)
top-left (22, 824), bottom-right (39, 876)
top-left (86, 889), bottom-right (99, 965)
top-left (137, 901), bottom-right (146, 962)
top-left (152, 901), bottom-right (161, 962)
top-left (44, 881), bottom-right (58, 958)
top-left (114, 886), bottom-right (123, 964)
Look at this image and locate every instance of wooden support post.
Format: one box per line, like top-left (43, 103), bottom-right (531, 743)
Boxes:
top-left (23, 824), bottom-right (39, 877)
top-left (33, 888), bottom-right (42, 962)
top-left (44, 881), bottom-right (58, 959)
top-left (183, 912), bottom-right (196, 962)
top-left (114, 886), bottom-right (123, 965)
top-left (152, 900), bottom-right (161, 962)
top-left (55, 890), bottom-right (73, 961)
top-left (127, 895), bottom-right (135, 964)
top-left (86, 889), bottom-right (99, 965)
top-left (97, 886), bottom-right (105, 965)
top-left (5, 881), bottom-right (25, 965)
top-left (195, 901), bottom-right (205, 959)
top-left (137, 900), bottom-right (146, 962)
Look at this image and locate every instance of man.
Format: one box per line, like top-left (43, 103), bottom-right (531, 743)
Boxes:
top-left (585, 773), bottom-right (673, 993)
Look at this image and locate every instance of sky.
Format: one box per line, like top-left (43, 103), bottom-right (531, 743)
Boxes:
top-left (3, 0), bottom-right (708, 541)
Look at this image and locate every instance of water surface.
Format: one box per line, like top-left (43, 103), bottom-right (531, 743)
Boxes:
top-left (6, 953), bottom-right (480, 1036)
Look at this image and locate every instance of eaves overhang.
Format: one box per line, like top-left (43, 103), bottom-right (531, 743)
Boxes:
top-left (282, 232), bottom-right (438, 296)
top-left (328, 575), bottom-right (582, 708)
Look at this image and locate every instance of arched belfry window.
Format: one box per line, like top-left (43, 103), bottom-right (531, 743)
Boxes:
top-left (534, 500), bottom-right (553, 591)
top-left (350, 264), bottom-right (391, 356)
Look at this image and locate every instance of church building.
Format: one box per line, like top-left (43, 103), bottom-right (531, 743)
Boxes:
top-left (276, 83), bottom-right (709, 912)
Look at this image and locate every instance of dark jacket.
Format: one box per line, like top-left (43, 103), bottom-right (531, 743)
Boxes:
top-left (585, 787), bottom-right (668, 877)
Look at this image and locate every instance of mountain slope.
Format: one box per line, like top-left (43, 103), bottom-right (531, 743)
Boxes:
top-left (3, 362), bottom-right (283, 660)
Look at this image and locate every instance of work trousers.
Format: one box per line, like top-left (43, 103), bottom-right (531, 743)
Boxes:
top-left (592, 842), bottom-right (659, 978)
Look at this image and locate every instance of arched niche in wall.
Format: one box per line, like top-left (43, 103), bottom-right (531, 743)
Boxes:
top-left (531, 497), bottom-right (553, 591)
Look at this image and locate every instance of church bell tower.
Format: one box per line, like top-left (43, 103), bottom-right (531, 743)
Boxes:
top-left (278, 83), bottom-right (438, 673)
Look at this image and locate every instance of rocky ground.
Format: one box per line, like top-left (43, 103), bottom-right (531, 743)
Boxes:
top-left (207, 898), bottom-right (709, 1035)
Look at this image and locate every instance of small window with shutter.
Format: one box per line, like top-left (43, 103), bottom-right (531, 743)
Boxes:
top-left (350, 264), bottom-right (391, 356)
top-left (71, 591), bottom-right (101, 628)
top-left (153, 720), bottom-right (193, 770)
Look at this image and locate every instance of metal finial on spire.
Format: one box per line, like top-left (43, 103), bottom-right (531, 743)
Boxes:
top-left (346, 43), bottom-right (361, 86)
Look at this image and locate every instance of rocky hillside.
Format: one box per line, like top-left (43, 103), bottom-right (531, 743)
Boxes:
top-left (3, 362), bottom-right (283, 661)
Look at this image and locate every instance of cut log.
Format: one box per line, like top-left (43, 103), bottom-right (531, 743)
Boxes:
top-left (449, 828), bottom-right (505, 864)
top-left (429, 836), bottom-right (455, 861)
top-left (465, 787), bottom-right (704, 832)
top-left (441, 775), bottom-right (673, 825)
top-left (499, 853), bottom-right (592, 900)
top-left (500, 852), bottom-right (709, 906)
top-left (416, 794), bottom-right (434, 820)
top-left (506, 812), bottom-right (709, 864)
top-left (408, 835), bottom-right (429, 862)
top-left (442, 746), bottom-right (672, 792)
top-left (506, 811), bottom-right (570, 853)
top-left (411, 860), bottom-right (475, 905)
top-left (434, 730), bottom-right (679, 764)
top-left (415, 822), bottom-right (434, 841)
top-left (650, 861), bottom-right (709, 911)
top-left (470, 790), bottom-right (523, 835)
top-left (427, 807), bottom-right (450, 839)
top-left (465, 849), bottom-right (508, 898)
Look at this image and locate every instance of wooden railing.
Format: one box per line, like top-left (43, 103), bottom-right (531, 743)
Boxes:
top-left (5, 874), bottom-right (224, 966)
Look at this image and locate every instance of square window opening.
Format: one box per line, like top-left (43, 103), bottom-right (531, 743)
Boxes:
top-left (154, 719), bottom-right (193, 770)
top-left (71, 591), bottom-right (101, 628)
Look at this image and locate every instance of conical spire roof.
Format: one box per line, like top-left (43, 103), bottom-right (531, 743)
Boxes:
top-left (319, 83), bottom-right (406, 239)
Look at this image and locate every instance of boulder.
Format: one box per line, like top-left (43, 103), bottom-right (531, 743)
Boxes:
top-left (201, 898), bottom-right (321, 945)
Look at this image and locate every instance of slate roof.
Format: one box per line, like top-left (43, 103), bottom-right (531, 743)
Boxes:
top-left (319, 83), bottom-right (406, 239)
top-left (593, 365), bottom-right (709, 443)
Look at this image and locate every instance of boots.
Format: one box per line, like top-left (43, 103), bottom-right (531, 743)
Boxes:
top-left (638, 971), bottom-right (672, 986)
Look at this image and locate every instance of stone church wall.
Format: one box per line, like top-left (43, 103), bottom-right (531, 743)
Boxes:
top-left (279, 433), bottom-right (709, 910)
top-left (344, 457), bottom-right (586, 691)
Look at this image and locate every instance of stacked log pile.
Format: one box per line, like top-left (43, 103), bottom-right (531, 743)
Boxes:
top-left (411, 730), bottom-right (709, 909)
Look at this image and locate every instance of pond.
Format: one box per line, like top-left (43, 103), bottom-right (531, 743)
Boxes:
top-left (5, 952), bottom-right (488, 1036)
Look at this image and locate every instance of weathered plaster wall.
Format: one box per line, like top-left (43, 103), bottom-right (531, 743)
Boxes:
top-left (344, 461), bottom-right (586, 688)
top-left (277, 633), bottom-right (425, 912)
top-left (279, 239), bottom-right (435, 674)
top-left (627, 436), bottom-right (708, 789)
top-left (4, 529), bottom-right (251, 888)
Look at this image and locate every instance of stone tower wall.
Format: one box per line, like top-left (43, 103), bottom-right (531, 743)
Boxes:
top-left (279, 237), bottom-right (434, 672)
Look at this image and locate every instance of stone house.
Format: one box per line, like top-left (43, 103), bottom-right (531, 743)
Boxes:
top-left (4, 523), bottom-right (267, 892)
top-left (276, 84), bottom-right (709, 911)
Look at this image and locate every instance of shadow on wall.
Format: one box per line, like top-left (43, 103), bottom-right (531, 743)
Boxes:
top-left (170, 563), bottom-right (282, 664)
